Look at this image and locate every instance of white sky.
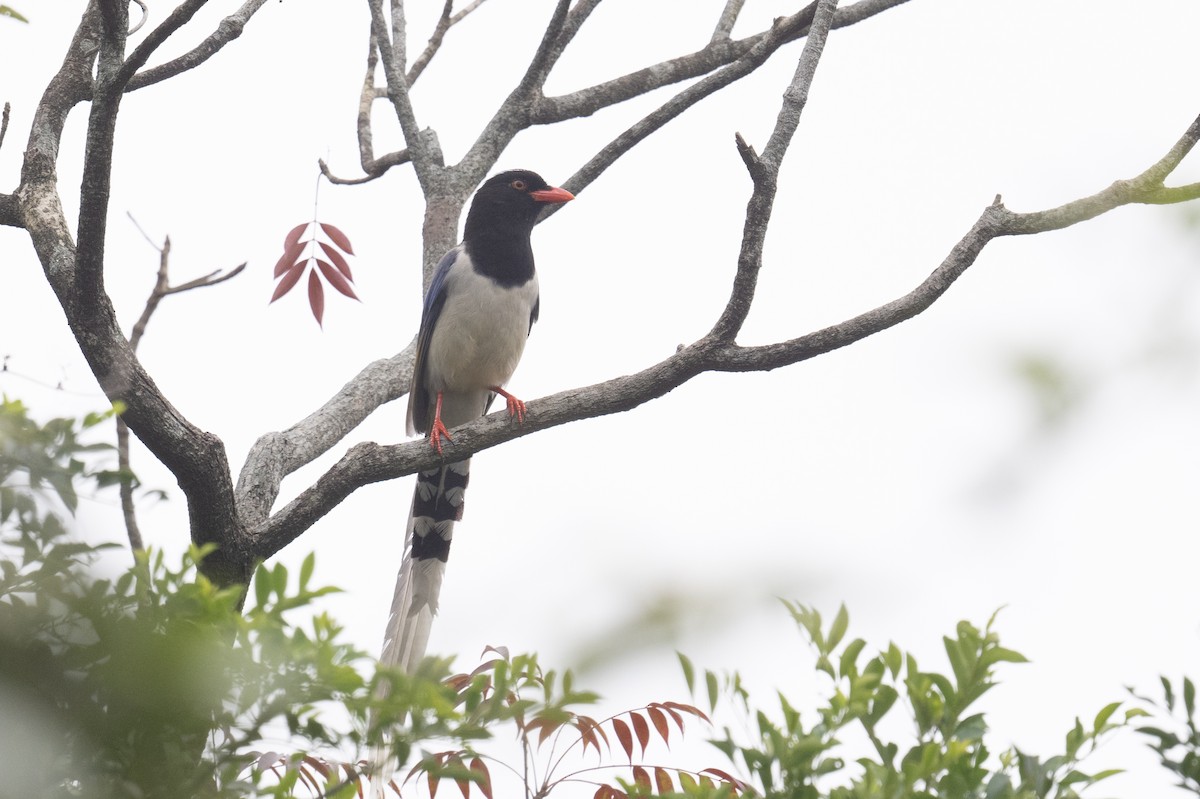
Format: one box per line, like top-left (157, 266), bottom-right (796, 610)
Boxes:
top-left (3, 1), bottom-right (1200, 796)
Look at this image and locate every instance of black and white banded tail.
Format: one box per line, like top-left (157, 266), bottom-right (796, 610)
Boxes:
top-left (380, 459), bottom-right (471, 672)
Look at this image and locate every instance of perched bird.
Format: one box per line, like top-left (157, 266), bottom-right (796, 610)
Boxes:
top-left (380, 170), bottom-right (574, 674)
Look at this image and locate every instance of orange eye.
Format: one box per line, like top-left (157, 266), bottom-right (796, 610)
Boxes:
top-left (510, 179), bottom-right (527, 190)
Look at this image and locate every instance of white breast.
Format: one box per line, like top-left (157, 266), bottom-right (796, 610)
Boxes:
top-left (424, 262), bottom-right (538, 398)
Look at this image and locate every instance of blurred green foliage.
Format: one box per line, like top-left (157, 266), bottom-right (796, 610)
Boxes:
top-left (0, 398), bottom-right (1196, 798)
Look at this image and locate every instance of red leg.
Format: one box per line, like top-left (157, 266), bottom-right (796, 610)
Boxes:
top-left (429, 391), bottom-right (452, 454)
top-left (490, 386), bottom-right (526, 424)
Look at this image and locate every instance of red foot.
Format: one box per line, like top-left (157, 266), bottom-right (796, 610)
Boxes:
top-left (491, 386), bottom-right (526, 424)
top-left (429, 391), bottom-right (453, 454)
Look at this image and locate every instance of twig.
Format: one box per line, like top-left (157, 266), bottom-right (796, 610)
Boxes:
top-left (117, 216), bottom-right (246, 554)
top-left (710, 0), bottom-right (838, 342)
top-left (0, 101), bottom-right (10, 152)
top-left (127, 0), bottom-right (269, 91)
top-left (547, 9), bottom-right (818, 218)
top-left (128, 0), bottom-right (148, 34)
top-left (368, 0), bottom-right (440, 187)
top-left (406, 0), bottom-right (490, 85)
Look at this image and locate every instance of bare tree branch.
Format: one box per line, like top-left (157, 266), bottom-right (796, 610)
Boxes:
top-left (711, 0), bottom-right (747, 42)
top-left (710, 0), bottom-right (838, 342)
top-left (127, 0), bottom-right (269, 91)
top-left (548, 9), bottom-right (822, 217)
top-left (531, 0), bottom-right (909, 125)
top-left (235, 343), bottom-right (417, 529)
top-left (369, 0), bottom-right (443, 188)
top-left (405, 0), bottom-right (489, 85)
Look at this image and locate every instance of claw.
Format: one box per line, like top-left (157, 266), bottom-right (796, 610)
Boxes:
top-left (491, 386), bottom-right (526, 424)
top-left (428, 391), bottom-right (453, 454)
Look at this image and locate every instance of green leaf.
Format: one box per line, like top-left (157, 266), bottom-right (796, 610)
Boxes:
top-left (1184, 677), bottom-right (1195, 721)
top-left (678, 652), bottom-right (695, 694)
top-left (839, 638), bottom-right (866, 679)
top-left (828, 603), bottom-right (850, 651)
top-left (299, 551), bottom-right (315, 589)
top-left (1092, 701), bottom-right (1121, 734)
top-left (1161, 676), bottom-right (1176, 711)
top-left (980, 646), bottom-right (1029, 668)
top-left (254, 564), bottom-right (271, 608)
top-left (885, 642), bottom-right (903, 678)
top-left (705, 669), bottom-right (719, 712)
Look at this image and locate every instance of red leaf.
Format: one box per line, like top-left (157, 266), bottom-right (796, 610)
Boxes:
top-left (469, 758), bottom-right (492, 799)
top-left (316, 259), bottom-right (359, 300)
top-left (654, 768), bottom-right (673, 794)
top-left (701, 768), bottom-right (743, 789)
top-left (273, 238), bottom-right (307, 278)
top-left (320, 241), bottom-right (354, 279)
top-left (302, 755), bottom-right (332, 779)
top-left (575, 716), bottom-right (602, 756)
top-left (657, 703), bottom-right (684, 733)
top-left (320, 222), bottom-right (355, 254)
top-left (295, 764), bottom-right (320, 794)
top-left (308, 269), bottom-right (325, 326)
top-left (428, 770), bottom-right (440, 799)
top-left (630, 712), bottom-right (650, 755)
top-left (270, 261), bottom-right (307, 303)
top-left (284, 222), bottom-right (309, 250)
top-left (647, 705), bottom-right (670, 746)
top-left (663, 701), bottom-right (710, 723)
top-left (612, 717), bottom-right (634, 761)
top-left (631, 767), bottom-right (651, 791)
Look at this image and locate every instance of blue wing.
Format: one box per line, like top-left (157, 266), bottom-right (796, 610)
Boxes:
top-left (407, 246), bottom-right (461, 435)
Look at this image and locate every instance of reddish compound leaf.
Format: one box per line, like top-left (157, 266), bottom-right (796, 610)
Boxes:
top-left (284, 222), bottom-right (309, 250)
top-left (469, 758), bottom-right (493, 799)
top-left (320, 241), bottom-right (354, 280)
top-left (273, 238), bottom-right (307, 278)
top-left (270, 261), bottom-right (307, 303)
top-left (647, 705), bottom-right (670, 746)
top-left (320, 222), bottom-right (356, 255)
top-left (654, 768), bottom-right (674, 794)
top-left (631, 767), bottom-right (651, 792)
top-left (308, 269), bottom-right (325, 326)
top-left (611, 717), bottom-right (634, 761)
top-left (630, 712), bottom-right (650, 755)
top-left (427, 770), bottom-right (440, 799)
top-left (316, 259), bottom-right (359, 300)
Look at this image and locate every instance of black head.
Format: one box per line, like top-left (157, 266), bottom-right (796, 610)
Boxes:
top-left (463, 169), bottom-right (574, 285)
top-left (464, 170), bottom-right (574, 240)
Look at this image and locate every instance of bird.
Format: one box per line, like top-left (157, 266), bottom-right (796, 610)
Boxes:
top-left (379, 169), bottom-right (574, 676)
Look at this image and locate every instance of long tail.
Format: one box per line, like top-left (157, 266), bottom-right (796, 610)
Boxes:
top-left (371, 458), bottom-right (471, 795)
